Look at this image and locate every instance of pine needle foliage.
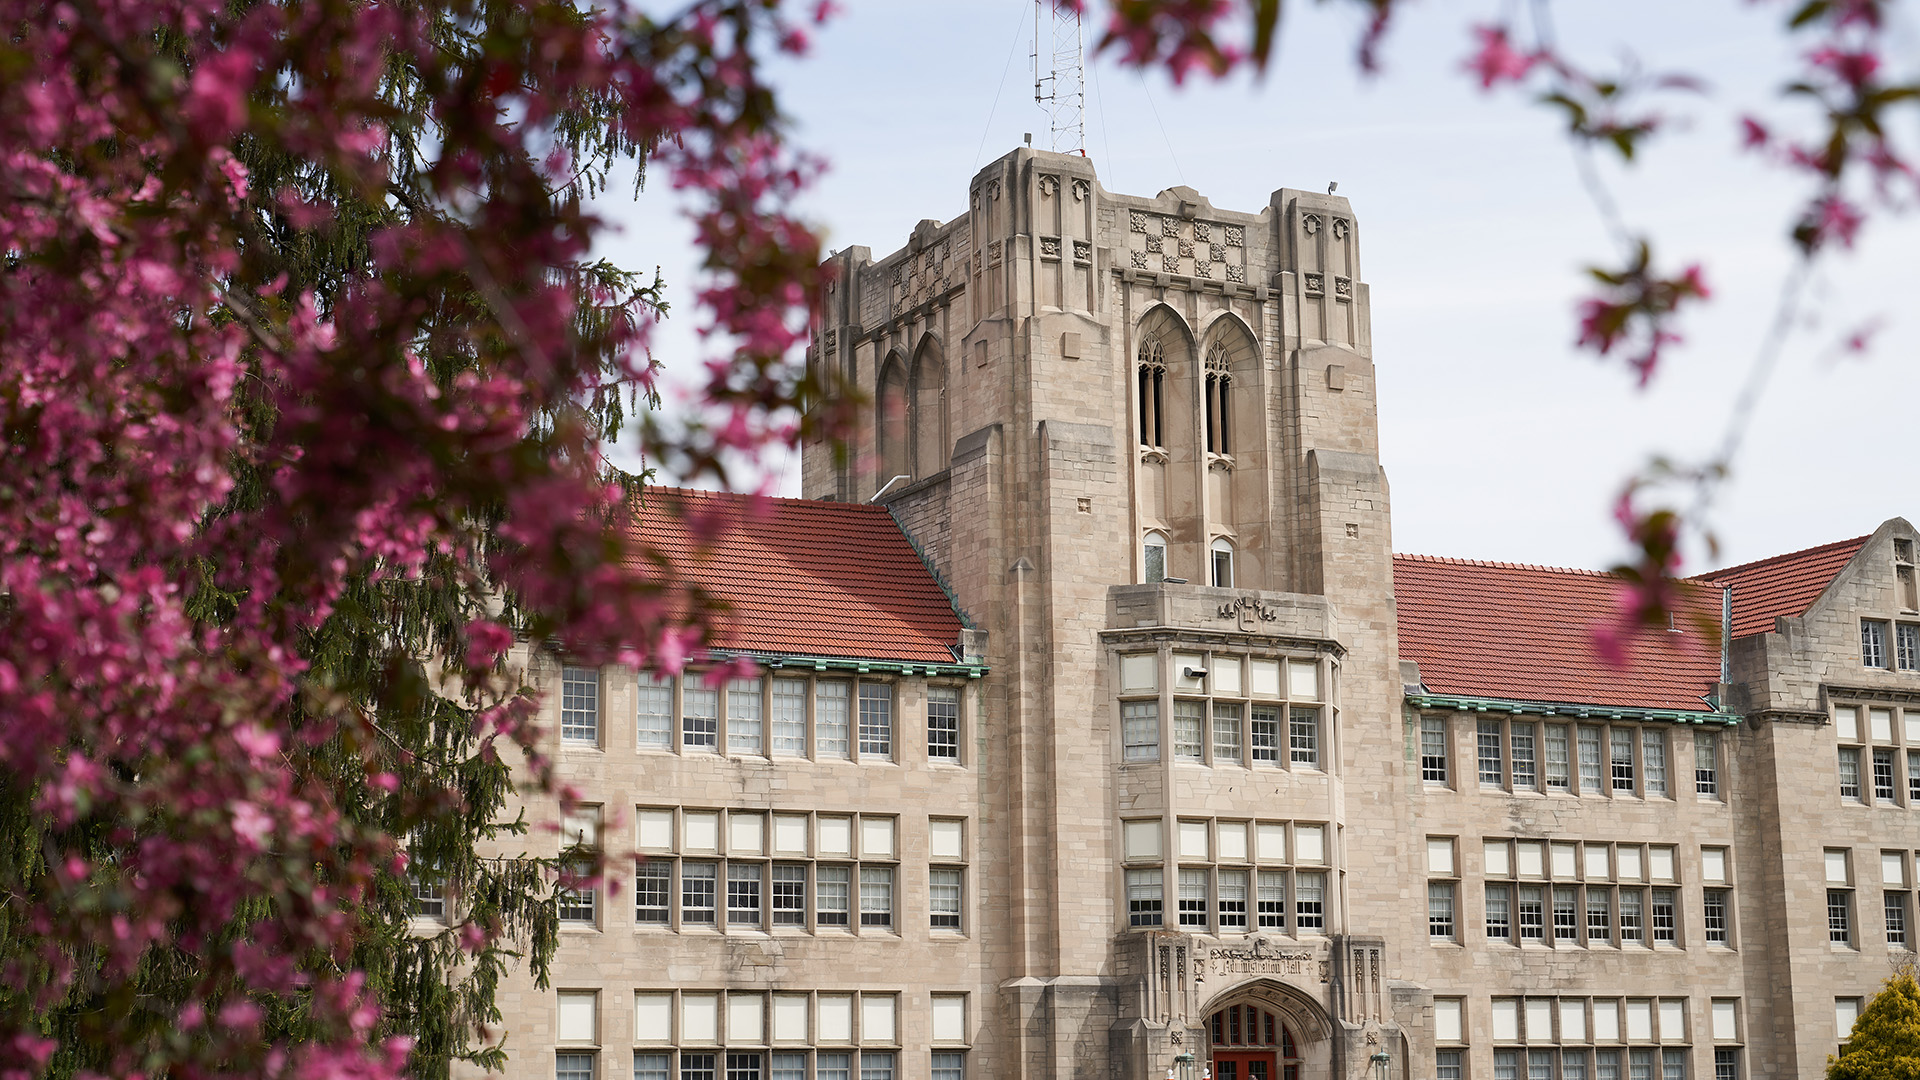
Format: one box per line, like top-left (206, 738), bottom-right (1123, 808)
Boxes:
top-left (1830, 972), bottom-right (1920, 1080)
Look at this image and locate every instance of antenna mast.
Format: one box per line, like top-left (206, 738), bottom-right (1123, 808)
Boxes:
top-left (1031, 0), bottom-right (1085, 154)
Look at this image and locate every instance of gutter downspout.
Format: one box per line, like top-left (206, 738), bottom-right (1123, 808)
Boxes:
top-left (1721, 584), bottom-right (1733, 687)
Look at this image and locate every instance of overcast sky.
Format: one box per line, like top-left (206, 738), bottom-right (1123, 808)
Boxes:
top-left (596, 0), bottom-right (1920, 574)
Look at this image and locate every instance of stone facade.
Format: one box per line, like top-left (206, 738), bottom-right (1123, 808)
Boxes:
top-left (470, 148), bottom-right (1920, 1080)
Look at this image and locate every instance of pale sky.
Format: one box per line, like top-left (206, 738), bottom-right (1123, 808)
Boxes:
top-left (596, 0), bottom-right (1920, 574)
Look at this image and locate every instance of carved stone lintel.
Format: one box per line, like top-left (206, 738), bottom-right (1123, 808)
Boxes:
top-left (1217, 595), bottom-right (1280, 626)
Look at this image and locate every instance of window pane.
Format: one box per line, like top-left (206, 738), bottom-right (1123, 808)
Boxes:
top-left (927, 686), bottom-right (960, 761)
top-left (933, 1052), bottom-right (966, 1080)
top-left (1511, 724), bottom-right (1537, 790)
top-left (818, 1055), bottom-right (851, 1080)
top-left (1173, 701), bottom-right (1204, 761)
top-left (816, 681), bottom-right (851, 758)
top-left (727, 678), bottom-right (763, 755)
top-left (1545, 724), bottom-right (1570, 791)
top-left (1611, 729), bottom-right (1636, 792)
top-left (1651, 888), bottom-right (1676, 943)
top-left (727, 1055), bottom-right (762, 1080)
top-left (1212, 703), bottom-right (1243, 763)
top-left (816, 865), bottom-right (850, 927)
top-left (1428, 881), bottom-right (1456, 940)
top-left (1864, 620), bottom-right (1889, 667)
top-left (1620, 889), bottom-right (1644, 944)
top-left (1830, 889), bottom-right (1853, 944)
top-left (1478, 721), bottom-right (1504, 786)
top-left (769, 1056), bottom-right (806, 1080)
top-left (1421, 717), bottom-right (1449, 783)
top-left (1289, 707), bottom-right (1320, 768)
top-left (1555, 887), bottom-right (1579, 941)
top-left (1251, 706), bottom-right (1281, 766)
top-left (1642, 730), bottom-right (1668, 797)
top-left (859, 1052), bottom-right (894, 1080)
top-left (1587, 888), bottom-right (1612, 943)
top-left (682, 1056), bottom-right (717, 1080)
top-left (1579, 725), bottom-right (1604, 793)
top-left (1217, 870), bottom-right (1248, 930)
top-left (858, 684), bottom-right (892, 757)
top-left (1178, 868), bottom-right (1209, 928)
top-left (682, 862), bottom-right (716, 925)
top-left (1517, 886), bottom-right (1544, 941)
top-left (1704, 889), bottom-right (1728, 945)
top-left (635, 861), bottom-right (671, 925)
top-left (930, 868), bottom-right (962, 930)
top-left (1294, 872), bottom-right (1326, 931)
top-left (1123, 701), bottom-right (1160, 763)
top-left (1485, 884), bottom-right (1510, 941)
top-left (770, 678), bottom-right (807, 757)
top-left (558, 859), bottom-right (596, 924)
top-left (636, 1054), bottom-right (671, 1080)
top-left (559, 1053), bottom-right (597, 1080)
top-left (562, 667), bottom-right (600, 743)
top-left (637, 674), bottom-right (673, 749)
top-left (1257, 871), bottom-right (1287, 930)
top-left (1127, 868), bottom-right (1163, 927)
top-left (860, 867), bottom-right (894, 928)
top-left (1695, 731), bottom-right (1719, 797)
top-left (728, 863), bottom-right (763, 927)
top-left (771, 864), bottom-right (807, 926)
top-left (684, 687), bottom-right (719, 751)
top-left (1839, 748), bottom-right (1862, 800)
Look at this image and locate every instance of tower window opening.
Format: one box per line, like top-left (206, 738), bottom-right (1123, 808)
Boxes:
top-left (1211, 538), bottom-right (1235, 589)
top-left (1204, 344), bottom-right (1231, 455)
top-left (1138, 335), bottom-right (1166, 449)
top-left (1143, 532), bottom-right (1168, 584)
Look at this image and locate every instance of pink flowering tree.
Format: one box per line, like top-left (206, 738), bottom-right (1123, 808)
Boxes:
top-left (0, 0), bottom-right (835, 1077)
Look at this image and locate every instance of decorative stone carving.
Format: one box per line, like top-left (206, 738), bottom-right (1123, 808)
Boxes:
top-left (1304, 271), bottom-right (1324, 296)
top-left (1194, 261), bottom-right (1212, 279)
top-left (1211, 244), bottom-right (1225, 263)
top-left (1334, 276), bottom-right (1353, 299)
top-left (1072, 240), bottom-right (1092, 263)
top-left (1332, 217), bottom-right (1350, 240)
top-left (1162, 254), bottom-right (1181, 272)
top-left (1139, 448), bottom-right (1168, 465)
top-left (1162, 216), bottom-right (1181, 238)
top-left (1040, 236), bottom-right (1061, 260)
top-left (1037, 173), bottom-right (1060, 198)
top-left (984, 178), bottom-right (1001, 201)
top-left (1131, 250), bottom-right (1150, 269)
top-left (1129, 210), bottom-right (1148, 233)
top-left (1217, 596), bottom-right (1280, 623)
top-left (1178, 239), bottom-right (1194, 258)
top-left (1201, 937), bottom-right (1315, 976)
top-left (1193, 222), bottom-right (1212, 243)
top-left (1145, 235), bottom-right (1162, 254)
top-left (1225, 264), bottom-right (1245, 283)
top-left (824, 330), bottom-right (836, 351)
top-left (1225, 224), bottom-right (1244, 247)
top-left (1072, 178), bottom-right (1091, 201)
top-left (1302, 213), bottom-right (1322, 235)
top-left (987, 240), bottom-right (1002, 265)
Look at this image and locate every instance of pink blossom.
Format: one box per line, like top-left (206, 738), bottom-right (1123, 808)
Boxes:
top-left (1464, 25), bottom-right (1540, 89)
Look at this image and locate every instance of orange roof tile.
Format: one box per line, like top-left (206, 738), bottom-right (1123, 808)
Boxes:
top-left (1697, 536), bottom-right (1867, 639)
top-left (632, 487), bottom-right (967, 666)
top-left (1393, 555), bottom-right (1724, 712)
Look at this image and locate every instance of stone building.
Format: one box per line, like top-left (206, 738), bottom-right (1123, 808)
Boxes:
top-left (472, 148), bottom-right (1920, 1080)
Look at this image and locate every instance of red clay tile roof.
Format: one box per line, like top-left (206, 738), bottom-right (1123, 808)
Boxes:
top-left (632, 487), bottom-right (966, 666)
top-left (1393, 555), bottom-right (1724, 712)
top-left (1697, 536), bottom-right (1867, 639)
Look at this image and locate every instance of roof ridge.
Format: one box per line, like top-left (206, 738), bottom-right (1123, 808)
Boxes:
top-left (1393, 553), bottom-right (1622, 579)
top-left (1694, 534), bottom-right (1869, 580)
top-left (635, 485), bottom-right (891, 515)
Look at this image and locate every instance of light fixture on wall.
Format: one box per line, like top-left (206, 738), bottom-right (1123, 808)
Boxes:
top-left (1370, 1050), bottom-right (1391, 1080)
top-left (1169, 1052), bottom-right (1194, 1080)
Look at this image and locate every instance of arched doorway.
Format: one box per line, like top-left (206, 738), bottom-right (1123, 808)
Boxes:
top-left (1208, 1002), bottom-right (1303, 1080)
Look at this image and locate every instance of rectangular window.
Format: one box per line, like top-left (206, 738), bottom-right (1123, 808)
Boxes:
top-left (1865, 620), bottom-right (1890, 668)
top-left (1564, 1054), bottom-right (1589, 1080)
top-left (1695, 731), bottom-right (1719, 797)
top-left (1213, 704), bottom-right (1243, 763)
top-left (727, 1054), bottom-right (762, 1080)
top-left (727, 863), bottom-right (763, 927)
top-left (1217, 870), bottom-right (1249, 930)
top-left (770, 864), bottom-right (806, 926)
top-left (1123, 701), bottom-right (1160, 763)
top-left (1651, 888), bottom-right (1677, 944)
top-left (411, 869), bottom-right (445, 921)
top-left (558, 1053), bottom-right (596, 1080)
top-left (770, 678), bottom-right (807, 757)
top-left (1289, 707), bottom-right (1320, 767)
top-left (682, 1055), bottom-right (717, 1080)
top-left (1178, 868), bottom-right (1210, 928)
top-left (815, 865), bottom-right (850, 927)
top-left (637, 674), bottom-right (673, 749)
top-left (857, 684), bottom-right (892, 757)
top-left (769, 1056), bottom-right (805, 1080)
top-left (682, 862), bottom-right (717, 925)
top-left (1612, 728), bottom-right (1637, 792)
top-left (1173, 702), bottom-right (1204, 761)
top-left (558, 860), bottom-right (596, 924)
top-left (1478, 721), bottom-right (1504, 786)
top-left (1620, 889), bottom-right (1644, 944)
top-left (1437, 1051), bottom-right (1462, 1080)
top-left (684, 686), bottom-right (720, 751)
top-left (1251, 706), bottom-right (1280, 765)
top-left (1579, 725), bottom-right (1604, 793)
top-left (1511, 724), bottom-right (1537, 790)
top-left (1642, 729), bottom-right (1668, 796)
top-left (1900, 624), bottom-right (1920, 671)
top-left (1889, 891), bottom-right (1910, 948)
top-left (1530, 1051), bottom-right (1555, 1080)
top-left (1429, 881), bottom-right (1456, 941)
top-left (1295, 872), bottom-right (1326, 932)
top-left (932, 1053), bottom-right (965, 1080)
top-left (1629, 1049), bottom-right (1654, 1080)
top-left (859, 1052), bottom-right (894, 1080)
top-left (1909, 750), bottom-right (1920, 803)
top-left (1545, 724), bottom-right (1571, 791)
top-left (1661, 1049), bottom-right (1685, 1080)
top-left (561, 666), bottom-right (600, 743)
top-left (1597, 1051), bottom-right (1621, 1080)
top-left (927, 687), bottom-right (960, 761)
top-left (1840, 748), bottom-right (1862, 801)
top-left (634, 861), bottom-right (671, 925)
top-left (859, 867), bottom-right (894, 928)
top-left (1829, 889), bottom-right (1853, 945)
top-left (1421, 716), bottom-right (1449, 783)
top-left (637, 1054), bottom-right (671, 1080)
top-left (1517, 886), bottom-right (1545, 941)
top-left (1876, 748), bottom-right (1898, 802)
top-left (1713, 1049), bottom-right (1739, 1080)
top-left (1554, 886), bottom-right (1579, 942)
top-left (930, 868), bottom-right (962, 930)
top-left (1127, 868), bottom-right (1163, 927)
top-left (1486, 884), bottom-right (1511, 941)
top-left (817, 1055), bottom-right (850, 1080)
top-left (1704, 889), bottom-right (1728, 945)
top-left (1494, 1050), bottom-right (1519, 1080)
top-left (728, 678), bottom-right (763, 755)
top-left (815, 681), bottom-right (851, 758)
top-left (1587, 888), bottom-right (1612, 944)
top-left (1257, 871), bottom-right (1287, 930)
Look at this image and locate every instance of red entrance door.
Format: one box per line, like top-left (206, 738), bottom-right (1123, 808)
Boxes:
top-left (1208, 1004), bottom-right (1301, 1080)
top-left (1213, 1051), bottom-right (1274, 1080)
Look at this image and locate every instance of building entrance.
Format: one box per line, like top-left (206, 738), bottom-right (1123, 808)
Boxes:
top-left (1208, 1004), bottom-right (1300, 1080)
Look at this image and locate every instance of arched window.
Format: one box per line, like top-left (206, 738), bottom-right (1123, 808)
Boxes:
top-left (911, 341), bottom-right (948, 475)
top-left (1208, 1004), bottom-right (1302, 1080)
top-left (876, 358), bottom-right (910, 488)
top-left (1211, 538), bottom-right (1235, 589)
top-left (1204, 343), bottom-right (1232, 455)
top-left (1143, 531), bottom-right (1168, 584)
top-left (1137, 335), bottom-right (1166, 449)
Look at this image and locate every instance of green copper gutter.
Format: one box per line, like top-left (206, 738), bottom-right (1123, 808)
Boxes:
top-left (713, 650), bottom-right (988, 680)
top-left (1405, 692), bottom-right (1740, 726)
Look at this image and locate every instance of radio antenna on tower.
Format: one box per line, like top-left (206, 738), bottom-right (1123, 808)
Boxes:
top-left (1031, 0), bottom-right (1085, 154)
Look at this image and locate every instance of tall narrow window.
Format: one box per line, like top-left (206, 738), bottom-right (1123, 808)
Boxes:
top-left (770, 864), bottom-right (806, 926)
top-left (1485, 884), bottom-right (1511, 941)
top-left (1544, 724), bottom-right (1571, 791)
top-left (1217, 870), bottom-right (1249, 930)
top-left (1642, 729), bottom-right (1668, 797)
top-left (634, 862), bottom-right (671, 925)
top-left (1478, 721), bottom-right (1504, 786)
top-left (1578, 725), bottom-right (1604, 793)
top-left (816, 680), bottom-right (851, 759)
top-left (1178, 869), bottom-right (1210, 928)
top-left (727, 864), bottom-right (763, 927)
top-left (857, 683), bottom-right (892, 758)
top-left (1127, 868), bottom-right (1163, 927)
top-left (1429, 882), bottom-right (1456, 940)
top-left (1173, 702), bottom-right (1205, 761)
top-left (1554, 887), bottom-right (1579, 941)
top-left (1611, 728), bottom-right (1637, 792)
top-left (815, 866), bottom-right (850, 927)
top-left (1888, 892), bottom-right (1909, 948)
top-left (683, 686), bottom-right (719, 752)
top-left (681, 862), bottom-right (717, 925)
top-left (1210, 539), bottom-right (1235, 588)
top-left (1829, 889), bottom-right (1853, 945)
top-left (1251, 706), bottom-right (1280, 765)
top-left (1204, 345), bottom-right (1231, 455)
top-left (1123, 701), bottom-right (1160, 762)
top-left (1511, 723), bottom-right (1537, 790)
top-left (1864, 620), bottom-right (1889, 668)
top-left (1289, 707), bottom-right (1321, 768)
top-left (1421, 717), bottom-right (1449, 783)
top-left (927, 686), bottom-right (960, 761)
top-left (1620, 889), bottom-right (1644, 944)
top-left (727, 678), bottom-right (763, 755)
top-left (1695, 731), bottom-right (1719, 797)
top-left (1257, 871), bottom-right (1287, 929)
top-left (859, 867), bottom-right (894, 928)
top-left (1876, 748), bottom-right (1898, 802)
top-left (1900, 624), bottom-right (1920, 670)
top-left (561, 665), bottom-right (600, 744)
top-left (1295, 872), bottom-right (1326, 932)
top-left (930, 868), bottom-right (962, 930)
top-left (1137, 336), bottom-right (1166, 449)
top-left (1143, 531), bottom-right (1168, 585)
top-left (1212, 703), bottom-right (1243, 763)
top-left (770, 678), bottom-right (807, 757)
top-left (637, 673), bottom-right (673, 750)
top-left (1839, 748), bottom-right (1862, 801)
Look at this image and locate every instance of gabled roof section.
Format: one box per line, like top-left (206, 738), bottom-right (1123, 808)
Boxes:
top-left (632, 488), bottom-right (967, 667)
top-left (1697, 535), bottom-right (1868, 639)
top-left (1393, 555), bottom-right (1724, 713)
